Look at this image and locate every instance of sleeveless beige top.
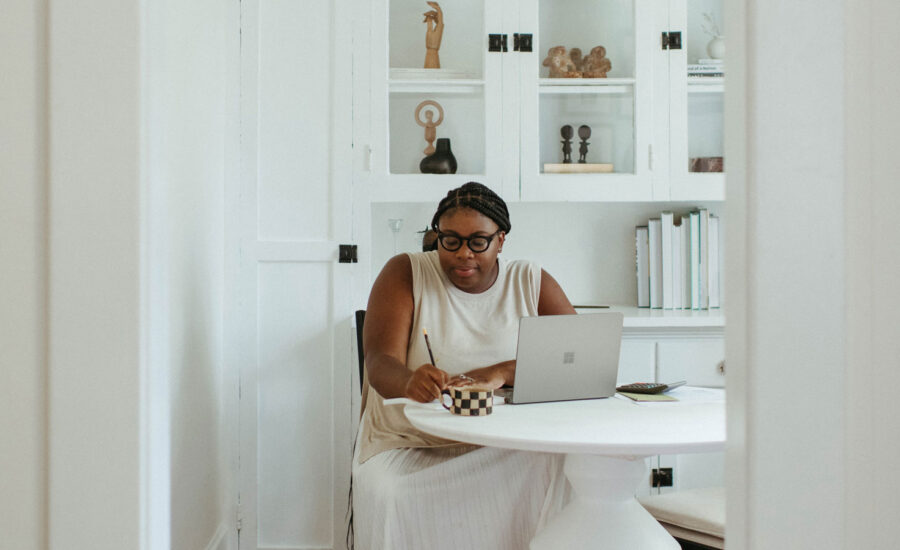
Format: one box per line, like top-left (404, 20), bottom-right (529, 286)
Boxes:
top-left (357, 250), bottom-right (541, 463)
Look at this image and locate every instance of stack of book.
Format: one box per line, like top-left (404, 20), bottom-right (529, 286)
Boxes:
top-left (634, 209), bottom-right (720, 310)
top-left (687, 59), bottom-right (724, 78)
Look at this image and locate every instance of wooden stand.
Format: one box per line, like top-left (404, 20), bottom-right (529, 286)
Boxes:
top-left (544, 163), bottom-right (614, 174)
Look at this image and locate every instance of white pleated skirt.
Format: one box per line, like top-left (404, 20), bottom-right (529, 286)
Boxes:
top-left (352, 422), bottom-right (570, 550)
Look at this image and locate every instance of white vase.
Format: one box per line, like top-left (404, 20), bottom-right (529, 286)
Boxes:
top-left (707, 36), bottom-right (725, 60)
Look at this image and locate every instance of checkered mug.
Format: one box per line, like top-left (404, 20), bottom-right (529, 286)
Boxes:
top-left (441, 387), bottom-right (493, 416)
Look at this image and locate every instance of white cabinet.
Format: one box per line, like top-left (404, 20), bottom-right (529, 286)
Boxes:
top-left (613, 306), bottom-right (726, 494)
top-left (354, 0), bottom-right (725, 203)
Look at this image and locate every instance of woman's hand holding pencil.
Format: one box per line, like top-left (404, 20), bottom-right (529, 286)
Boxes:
top-left (403, 328), bottom-right (451, 403)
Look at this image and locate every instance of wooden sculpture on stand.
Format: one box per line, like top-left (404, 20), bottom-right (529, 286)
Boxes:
top-left (582, 46), bottom-right (612, 78)
top-left (423, 2), bottom-right (444, 68)
top-left (542, 46), bottom-right (580, 78)
top-left (415, 99), bottom-right (444, 155)
top-left (578, 125), bottom-right (592, 163)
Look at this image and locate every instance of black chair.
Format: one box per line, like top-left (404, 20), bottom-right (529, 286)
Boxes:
top-left (355, 310), bottom-right (366, 394)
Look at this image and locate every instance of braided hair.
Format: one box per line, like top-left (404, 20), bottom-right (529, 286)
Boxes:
top-left (430, 182), bottom-right (511, 235)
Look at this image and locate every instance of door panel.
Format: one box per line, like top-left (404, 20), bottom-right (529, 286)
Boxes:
top-left (237, 1), bottom-right (354, 549)
top-left (257, 263), bottom-right (334, 546)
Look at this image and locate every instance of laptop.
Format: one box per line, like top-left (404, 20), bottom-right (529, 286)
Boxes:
top-left (502, 312), bottom-right (624, 405)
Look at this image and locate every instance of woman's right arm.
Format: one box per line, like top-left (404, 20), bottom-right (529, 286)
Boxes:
top-left (363, 254), bottom-right (449, 402)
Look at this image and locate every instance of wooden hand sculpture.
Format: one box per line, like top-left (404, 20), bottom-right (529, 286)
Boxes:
top-left (423, 2), bottom-right (444, 68)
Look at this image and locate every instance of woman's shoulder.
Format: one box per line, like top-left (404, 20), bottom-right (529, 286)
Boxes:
top-left (502, 258), bottom-right (540, 276)
top-left (372, 254), bottom-right (413, 292)
top-left (381, 252), bottom-right (412, 274)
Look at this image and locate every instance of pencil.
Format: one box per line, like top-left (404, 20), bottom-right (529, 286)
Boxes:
top-left (422, 328), bottom-right (437, 366)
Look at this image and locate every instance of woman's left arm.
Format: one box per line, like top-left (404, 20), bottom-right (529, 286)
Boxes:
top-left (537, 268), bottom-right (576, 315)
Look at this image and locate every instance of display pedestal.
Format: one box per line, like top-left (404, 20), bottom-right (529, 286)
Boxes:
top-left (530, 454), bottom-right (679, 550)
top-left (543, 163), bottom-right (614, 173)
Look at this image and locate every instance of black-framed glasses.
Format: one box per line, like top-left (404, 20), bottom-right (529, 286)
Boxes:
top-left (436, 230), bottom-right (501, 253)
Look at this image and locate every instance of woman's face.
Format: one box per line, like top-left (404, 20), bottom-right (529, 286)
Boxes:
top-left (435, 207), bottom-right (505, 294)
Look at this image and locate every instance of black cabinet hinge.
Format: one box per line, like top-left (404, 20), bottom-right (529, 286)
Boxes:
top-left (514, 33), bottom-right (533, 52)
top-left (339, 244), bottom-right (358, 263)
top-left (488, 33), bottom-right (508, 52)
top-left (661, 31), bottom-right (682, 50)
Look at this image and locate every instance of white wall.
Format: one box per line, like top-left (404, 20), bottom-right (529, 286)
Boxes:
top-left (370, 202), bottom-right (724, 307)
top-left (45, 0), bottom-right (144, 547)
top-left (843, 1), bottom-right (900, 547)
top-left (146, 1), bottom-right (235, 549)
top-left (0, 1), bottom-right (47, 548)
top-left (726, 0), bottom-right (900, 548)
top-left (1, 1), bottom-right (234, 548)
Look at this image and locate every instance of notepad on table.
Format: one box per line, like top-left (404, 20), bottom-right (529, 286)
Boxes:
top-left (618, 392), bottom-right (678, 402)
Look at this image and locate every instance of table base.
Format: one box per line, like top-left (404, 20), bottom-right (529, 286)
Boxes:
top-left (530, 454), bottom-right (679, 550)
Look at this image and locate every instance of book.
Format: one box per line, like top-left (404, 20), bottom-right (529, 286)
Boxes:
top-left (699, 209), bottom-right (710, 309)
top-left (684, 222), bottom-right (691, 310)
top-left (672, 220), bottom-right (683, 310)
top-left (688, 72), bottom-right (725, 77)
top-left (697, 58), bottom-right (724, 64)
top-left (689, 211), bottom-right (700, 309)
top-left (660, 212), bottom-right (674, 309)
top-left (635, 226), bottom-right (650, 308)
top-left (687, 64), bottom-right (725, 71)
top-left (709, 215), bottom-right (720, 308)
top-left (648, 219), bottom-right (662, 309)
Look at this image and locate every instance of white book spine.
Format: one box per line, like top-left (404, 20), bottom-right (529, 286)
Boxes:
top-left (681, 220), bottom-right (691, 309)
top-left (648, 219), bottom-right (662, 309)
top-left (672, 223), bottom-right (683, 310)
top-left (635, 226), bottom-right (650, 308)
top-left (690, 211), bottom-right (700, 309)
top-left (699, 209), bottom-right (710, 309)
top-left (709, 215), bottom-right (720, 308)
top-left (660, 211), bottom-right (674, 309)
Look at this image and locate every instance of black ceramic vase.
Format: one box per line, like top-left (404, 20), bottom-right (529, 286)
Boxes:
top-left (419, 138), bottom-right (458, 174)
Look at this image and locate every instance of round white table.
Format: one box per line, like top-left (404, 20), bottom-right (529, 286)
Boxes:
top-left (404, 388), bottom-right (725, 550)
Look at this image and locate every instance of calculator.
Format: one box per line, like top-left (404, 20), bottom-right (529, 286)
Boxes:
top-left (616, 380), bottom-right (687, 394)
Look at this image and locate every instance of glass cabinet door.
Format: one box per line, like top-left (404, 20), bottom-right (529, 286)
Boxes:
top-left (668, 0), bottom-right (725, 200)
top-left (518, 0), bottom-right (657, 201)
top-left (369, 0), bottom-right (506, 202)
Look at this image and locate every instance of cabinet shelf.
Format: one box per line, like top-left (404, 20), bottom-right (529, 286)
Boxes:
top-left (575, 305), bottom-right (725, 329)
top-left (539, 77), bottom-right (635, 95)
top-left (687, 77), bottom-right (724, 93)
top-left (390, 79), bottom-right (486, 94)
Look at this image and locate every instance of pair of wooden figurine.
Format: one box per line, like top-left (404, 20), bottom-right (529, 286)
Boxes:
top-left (561, 125), bottom-right (592, 164)
top-left (543, 45), bottom-right (611, 78)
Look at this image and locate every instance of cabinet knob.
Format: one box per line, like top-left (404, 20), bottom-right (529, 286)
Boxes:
top-left (717, 360), bottom-right (725, 375)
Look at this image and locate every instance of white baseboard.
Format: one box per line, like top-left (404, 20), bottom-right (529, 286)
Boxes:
top-left (205, 523), bottom-right (230, 550)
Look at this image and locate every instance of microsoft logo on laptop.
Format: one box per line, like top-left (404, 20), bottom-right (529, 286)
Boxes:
top-left (563, 351), bottom-right (575, 364)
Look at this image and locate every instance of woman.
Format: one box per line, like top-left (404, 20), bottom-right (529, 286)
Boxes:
top-left (353, 182), bottom-right (575, 549)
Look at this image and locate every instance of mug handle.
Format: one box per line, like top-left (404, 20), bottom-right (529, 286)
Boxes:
top-left (441, 389), bottom-right (453, 411)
